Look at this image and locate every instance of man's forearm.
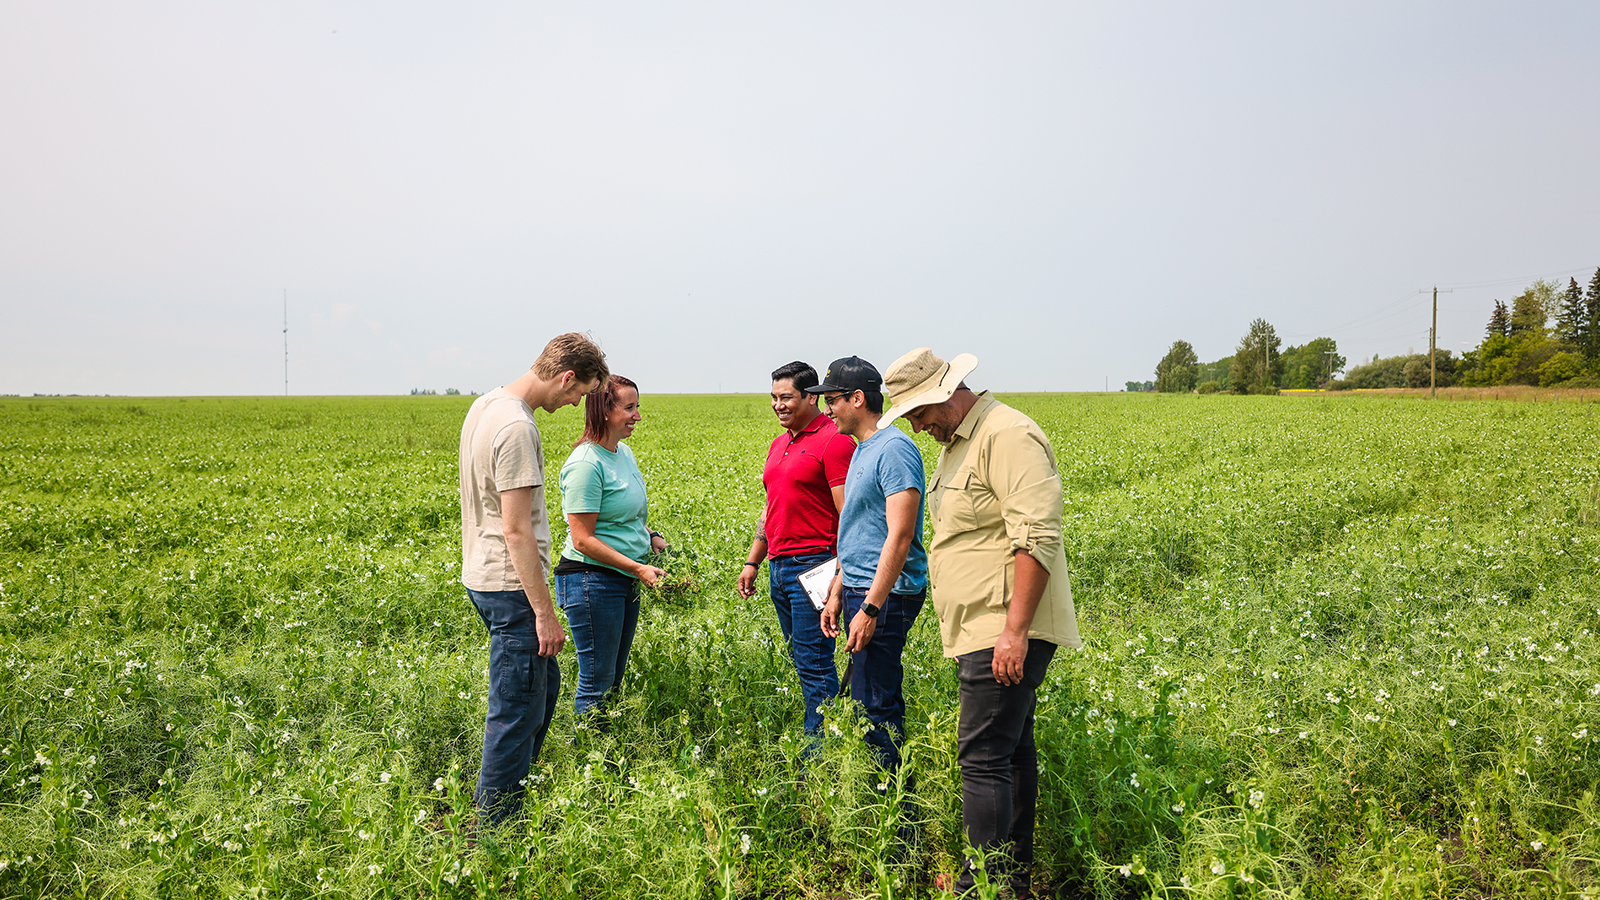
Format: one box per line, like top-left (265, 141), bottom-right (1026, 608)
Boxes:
top-left (864, 532), bottom-right (912, 608)
top-left (505, 530), bottom-right (553, 609)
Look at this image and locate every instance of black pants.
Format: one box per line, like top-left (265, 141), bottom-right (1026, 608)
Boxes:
top-left (954, 639), bottom-right (1057, 895)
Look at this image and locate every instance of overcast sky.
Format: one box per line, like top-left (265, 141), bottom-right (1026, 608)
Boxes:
top-left (3, 2), bottom-right (1597, 396)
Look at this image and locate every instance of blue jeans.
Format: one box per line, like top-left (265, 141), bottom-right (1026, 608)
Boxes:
top-left (768, 553), bottom-right (839, 736)
top-left (841, 585), bottom-right (925, 773)
top-left (466, 588), bottom-right (561, 825)
top-left (555, 567), bottom-right (640, 720)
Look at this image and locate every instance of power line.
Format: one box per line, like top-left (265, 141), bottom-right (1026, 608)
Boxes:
top-left (1281, 263), bottom-right (1595, 343)
top-left (1438, 265), bottom-right (1595, 291)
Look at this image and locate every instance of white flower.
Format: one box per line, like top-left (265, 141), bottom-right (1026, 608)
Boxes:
top-left (1248, 789), bottom-right (1264, 810)
top-left (433, 777), bottom-right (445, 792)
top-left (368, 864), bottom-right (383, 876)
top-left (1531, 840), bottom-right (1545, 851)
top-left (379, 772), bottom-right (392, 784)
top-left (1117, 864), bottom-right (1132, 877)
top-left (740, 833), bottom-right (751, 855)
top-left (1171, 801), bottom-right (1185, 813)
top-left (1211, 859), bottom-right (1226, 875)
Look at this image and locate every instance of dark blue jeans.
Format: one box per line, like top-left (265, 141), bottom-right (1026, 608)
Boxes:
top-left (466, 588), bottom-right (561, 825)
top-left (841, 585), bottom-right (925, 773)
top-left (954, 639), bottom-right (1058, 896)
top-left (768, 552), bottom-right (839, 736)
top-left (555, 567), bottom-right (640, 719)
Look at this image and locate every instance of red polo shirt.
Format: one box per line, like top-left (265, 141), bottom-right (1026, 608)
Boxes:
top-left (762, 412), bottom-right (855, 557)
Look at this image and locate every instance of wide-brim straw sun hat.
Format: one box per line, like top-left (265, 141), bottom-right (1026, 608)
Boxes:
top-left (879, 347), bottom-right (979, 428)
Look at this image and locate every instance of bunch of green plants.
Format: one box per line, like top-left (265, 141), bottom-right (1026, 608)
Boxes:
top-left (1, 392), bottom-right (1598, 897)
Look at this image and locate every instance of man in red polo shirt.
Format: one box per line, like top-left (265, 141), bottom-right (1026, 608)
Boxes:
top-left (738, 361), bottom-right (856, 741)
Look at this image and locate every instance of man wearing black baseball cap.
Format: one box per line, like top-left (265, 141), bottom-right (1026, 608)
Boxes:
top-left (806, 356), bottom-right (927, 779)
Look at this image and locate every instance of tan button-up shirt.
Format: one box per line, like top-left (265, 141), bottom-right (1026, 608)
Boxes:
top-left (927, 392), bottom-right (1082, 658)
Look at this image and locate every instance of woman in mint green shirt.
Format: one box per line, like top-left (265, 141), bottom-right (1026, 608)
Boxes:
top-left (555, 375), bottom-right (668, 722)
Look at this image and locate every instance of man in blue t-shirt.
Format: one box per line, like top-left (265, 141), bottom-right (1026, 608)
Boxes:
top-left (809, 356), bottom-right (927, 774)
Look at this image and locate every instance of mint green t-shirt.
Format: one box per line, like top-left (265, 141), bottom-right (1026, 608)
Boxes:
top-left (558, 441), bottom-right (651, 574)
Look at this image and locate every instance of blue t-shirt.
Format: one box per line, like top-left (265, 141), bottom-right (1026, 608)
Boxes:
top-left (558, 441), bottom-right (651, 574)
top-left (838, 425), bottom-right (928, 594)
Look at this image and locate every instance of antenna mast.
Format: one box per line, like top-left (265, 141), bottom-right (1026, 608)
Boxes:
top-left (283, 289), bottom-right (289, 396)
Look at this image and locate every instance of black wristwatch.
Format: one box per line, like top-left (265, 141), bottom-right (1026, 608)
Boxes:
top-left (860, 602), bottom-right (880, 619)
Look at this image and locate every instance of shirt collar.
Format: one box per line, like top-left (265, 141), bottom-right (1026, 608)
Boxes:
top-left (949, 391), bottom-right (996, 446)
top-left (786, 409), bottom-right (831, 442)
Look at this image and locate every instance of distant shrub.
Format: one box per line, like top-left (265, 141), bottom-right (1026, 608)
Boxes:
top-left (1539, 352), bottom-right (1583, 387)
top-left (1196, 381), bottom-right (1222, 395)
top-left (1556, 372), bottom-right (1600, 388)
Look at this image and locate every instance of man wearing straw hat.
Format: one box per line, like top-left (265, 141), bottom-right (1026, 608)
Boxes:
top-left (880, 347), bottom-right (1081, 897)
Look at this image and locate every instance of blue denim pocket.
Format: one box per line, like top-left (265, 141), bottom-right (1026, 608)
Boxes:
top-left (495, 635), bottom-right (535, 699)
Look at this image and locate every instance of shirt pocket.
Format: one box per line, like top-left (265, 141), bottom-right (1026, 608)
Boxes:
top-left (934, 469), bottom-right (983, 535)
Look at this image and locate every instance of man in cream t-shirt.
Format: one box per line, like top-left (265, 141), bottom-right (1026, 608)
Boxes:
top-left (459, 332), bottom-right (607, 824)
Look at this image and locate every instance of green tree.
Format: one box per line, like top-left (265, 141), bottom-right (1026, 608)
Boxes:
top-left (1509, 279), bottom-right (1560, 337)
top-left (1556, 278), bottom-right (1586, 346)
top-left (1278, 337), bottom-right (1344, 389)
top-left (1154, 340), bottom-right (1200, 393)
top-left (1540, 351), bottom-right (1583, 386)
top-left (1486, 300), bottom-right (1511, 340)
top-left (1229, 319), bottom-right (1283, 394)
top-left (1196, 356), bottom-right (1233, 390)
top-left (1584, 267), bottom-right (1600, 364)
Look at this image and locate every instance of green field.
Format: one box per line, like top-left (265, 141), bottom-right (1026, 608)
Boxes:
top-left (2, 393), bottom-right (1599, 898)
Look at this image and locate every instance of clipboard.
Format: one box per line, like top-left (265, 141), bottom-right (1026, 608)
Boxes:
top-left (796, 557), bottom-right (839, 612)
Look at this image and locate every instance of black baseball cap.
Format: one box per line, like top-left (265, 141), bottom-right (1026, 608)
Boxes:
top-left (805, 356), bottom-right (883, 395)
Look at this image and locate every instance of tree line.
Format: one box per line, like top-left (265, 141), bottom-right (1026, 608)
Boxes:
top-left (1142, 267), bottom-right (1600, 393)
top-left (1146, 323), bottom-right (1344, 394)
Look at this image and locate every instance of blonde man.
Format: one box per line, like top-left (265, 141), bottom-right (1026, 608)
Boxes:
top-left (459, 332), bottom-right (607, 824)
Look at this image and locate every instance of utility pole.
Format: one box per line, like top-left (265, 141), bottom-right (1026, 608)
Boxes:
top-left (1323, 349), bottom-right (1336, 388)
top-left (1420, 287), bottom-right (1452, 399)
top-left (283, 289), bottom-right (289, 396)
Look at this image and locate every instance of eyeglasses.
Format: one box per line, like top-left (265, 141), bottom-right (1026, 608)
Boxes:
top-left (824, 391), bottom-right (857, 407)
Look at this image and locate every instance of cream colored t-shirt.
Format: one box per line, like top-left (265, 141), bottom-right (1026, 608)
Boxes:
top-left (459, 388), bottom-right (551, 591)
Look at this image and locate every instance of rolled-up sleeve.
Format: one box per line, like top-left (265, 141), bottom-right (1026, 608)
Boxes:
top-left (986, 425), bottom-right (1064, 564)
